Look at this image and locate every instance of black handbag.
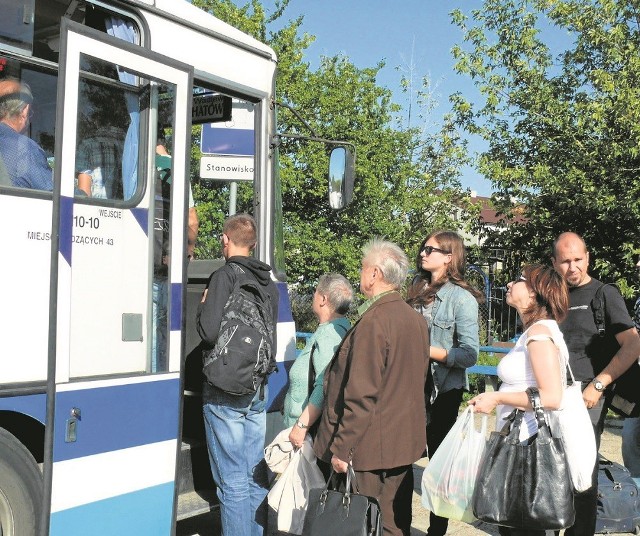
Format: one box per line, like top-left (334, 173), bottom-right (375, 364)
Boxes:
top-left (471, 387), bottom-right (575, 530)
top-left (301, 466), bottom-right (382, 536)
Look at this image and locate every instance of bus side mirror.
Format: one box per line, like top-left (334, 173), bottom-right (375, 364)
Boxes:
top-left (328, 146), bottom-right (355, 209)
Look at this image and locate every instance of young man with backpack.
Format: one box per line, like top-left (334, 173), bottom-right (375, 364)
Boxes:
top-left (552, 232), bottom-right (640, 535)
top-left (197, 213), bottom-right (278, 536)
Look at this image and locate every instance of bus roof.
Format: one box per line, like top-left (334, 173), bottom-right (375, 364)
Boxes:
top-left (130, 0), bottom-right (277, 62)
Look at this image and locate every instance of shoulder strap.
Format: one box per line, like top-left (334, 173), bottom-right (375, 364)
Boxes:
top-left (525, 334), bottom-right (554, 345)
top-left (592, 283), bottom-right (618, 338)
top-left (308, 342), bottom-right (318, 397)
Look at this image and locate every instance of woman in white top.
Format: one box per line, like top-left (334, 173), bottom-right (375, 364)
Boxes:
top-left (469, 264), bottom-right (569, 536)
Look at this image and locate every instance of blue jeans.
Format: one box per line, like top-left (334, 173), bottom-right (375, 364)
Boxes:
top-left (622, 417), bottom-right (640, 485)
top-left (152, 278), bottom-right (167, 373)
top-left (202, 382), bottom-right (269, 536)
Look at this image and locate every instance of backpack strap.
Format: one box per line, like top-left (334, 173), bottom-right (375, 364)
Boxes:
top-left (592, 283), bottom-right (618, 338)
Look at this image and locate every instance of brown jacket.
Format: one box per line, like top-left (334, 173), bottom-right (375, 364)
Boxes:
top-left (313, 292), bottom-right (430, 471)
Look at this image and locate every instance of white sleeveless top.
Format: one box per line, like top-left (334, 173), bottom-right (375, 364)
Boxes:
top-left (496, 319), bottom-right (569, 441)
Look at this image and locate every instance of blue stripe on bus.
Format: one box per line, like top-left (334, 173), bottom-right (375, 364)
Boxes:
top-left (171, 282), bottom-right (182, 331)
top-left (50, 481), bottom-right (174, 536)
top-left (130, 207), bottom-right (148, 235)
top-left (53, 378), bottom-right (180, 462)
top-left (276, 281), bottom-right (293, 323)
top-left (0, 393), bottom-right (46, 423)
top-left (60, 195), bottom-right (74, 265)
top-left (266, 359), bottom-right (294, 412)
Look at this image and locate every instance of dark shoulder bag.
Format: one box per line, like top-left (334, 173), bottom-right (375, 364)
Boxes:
top-left (472, 387), bottom-right (575, 530)
top-left (302, 466), bottom-right (382, 536)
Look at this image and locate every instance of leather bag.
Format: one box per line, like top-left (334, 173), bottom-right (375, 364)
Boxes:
top-left (301, 466), bottom-right (382, 536)
top-left (472, 388), bottom-right (575, 530)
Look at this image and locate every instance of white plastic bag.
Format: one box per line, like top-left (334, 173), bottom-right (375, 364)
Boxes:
top-left (551, 365), bottom-right (597, 492)
top-left (267, 434), bottom-right (325, 535)
top-left (421, 406), bottom-right (487, 523)
top-left (264, 426), bottom-right (295, 474)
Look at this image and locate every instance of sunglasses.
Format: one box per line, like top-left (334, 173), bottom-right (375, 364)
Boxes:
top-left (421, 245), bottom-right (451, 256)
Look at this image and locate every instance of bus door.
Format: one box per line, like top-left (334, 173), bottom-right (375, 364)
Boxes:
top-left (44, 19), bottom-right (193, 535)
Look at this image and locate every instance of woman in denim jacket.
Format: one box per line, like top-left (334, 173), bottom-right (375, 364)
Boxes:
top-left (407, 230), bottom-right (482, 536)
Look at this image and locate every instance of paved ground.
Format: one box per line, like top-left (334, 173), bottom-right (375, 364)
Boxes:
top-left (177, 414), bottom-right (628, 536)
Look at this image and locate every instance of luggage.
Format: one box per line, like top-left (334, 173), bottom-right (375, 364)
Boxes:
top-left (596, 457), bottom-right (640, 534)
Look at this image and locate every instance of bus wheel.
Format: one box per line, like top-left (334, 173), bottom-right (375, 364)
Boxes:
top-left (0, 428), bottom-right (42, 536)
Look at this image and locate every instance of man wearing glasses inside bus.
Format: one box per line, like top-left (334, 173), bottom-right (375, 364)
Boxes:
top-left (0, 77), bottom-right (53, 191)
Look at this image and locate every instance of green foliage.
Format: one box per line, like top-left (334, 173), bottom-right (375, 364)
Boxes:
top-left (451, 0), bottom-right (640, 296)
top-left (191, 0), bottom-right (479, 297)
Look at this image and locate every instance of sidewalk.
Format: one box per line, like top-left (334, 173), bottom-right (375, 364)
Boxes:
top-left (176, 415), bottom-right (628, 535)
top-left (410, 415), bottom-right (626, 535)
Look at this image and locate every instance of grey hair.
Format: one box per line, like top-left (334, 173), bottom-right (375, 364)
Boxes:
top-left (362, 238), bottom-right (409, 289)
top-left (0, 78), bottom-right (32, 120)
top-left (316, 273), bottom-right (354, 315)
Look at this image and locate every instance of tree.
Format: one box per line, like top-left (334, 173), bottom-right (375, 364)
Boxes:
top-left (451, 0), bottom-right (640, 296)
top-left (192, 0), bottom-right (476, 296)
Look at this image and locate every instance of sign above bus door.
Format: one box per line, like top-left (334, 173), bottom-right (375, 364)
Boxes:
top-left (191, 93), bottom-right (232, 124)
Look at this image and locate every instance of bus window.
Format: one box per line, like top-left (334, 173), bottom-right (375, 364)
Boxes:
top-left (0, 0), bottom-right (35, 55)
top-left (75, 55), bottom-right (133, 200)
top-left (0, 1), bottom-right (139, 64)
top-left (0, 58), bottom-right (56, 192)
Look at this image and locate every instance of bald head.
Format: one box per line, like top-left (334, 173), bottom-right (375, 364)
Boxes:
top-left (552, 232), bottom-right (591, 287)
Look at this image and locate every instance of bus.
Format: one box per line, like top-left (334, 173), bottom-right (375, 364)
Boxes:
top-left (0, 1), bottom-right (352, 534)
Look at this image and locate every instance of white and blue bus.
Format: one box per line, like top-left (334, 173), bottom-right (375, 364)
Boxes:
top-left (0, 1), bottom-right (352, 534)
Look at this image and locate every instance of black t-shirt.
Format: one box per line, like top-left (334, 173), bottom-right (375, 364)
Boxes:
top-left (559, 278), bottom-right (634, 380)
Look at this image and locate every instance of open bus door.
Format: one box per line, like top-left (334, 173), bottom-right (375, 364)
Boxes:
top-left (43, 19), bottom-right (193, 535)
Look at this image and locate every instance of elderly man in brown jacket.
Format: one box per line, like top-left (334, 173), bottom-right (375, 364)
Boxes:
top-left (314, 238), bottom-right (430, 535)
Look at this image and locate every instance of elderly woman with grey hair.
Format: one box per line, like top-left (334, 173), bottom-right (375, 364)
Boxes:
top-left (283, 273), bottom-right (354, 449)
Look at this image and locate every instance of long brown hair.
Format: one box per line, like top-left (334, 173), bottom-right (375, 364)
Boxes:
top-left (406, 230), bottom-right (484, 307)
top-left (519, 264), bottom-right (569, 327)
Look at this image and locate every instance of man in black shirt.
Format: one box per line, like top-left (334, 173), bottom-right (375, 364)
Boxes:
top-left (552, 232), bottom-right (640, 536)
top-left (622, 254), bottom-right (640, 486)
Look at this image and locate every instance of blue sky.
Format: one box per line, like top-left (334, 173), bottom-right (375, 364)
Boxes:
top-left (253, 0), bottom-right (492, 195)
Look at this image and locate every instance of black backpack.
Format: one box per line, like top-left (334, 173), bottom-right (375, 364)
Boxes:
top-left (596, 457), bottom-right (640, 534)
top-left (202, 263), bottom-right (275, 398)
top-left (592, 283), bottom-right (640, 418)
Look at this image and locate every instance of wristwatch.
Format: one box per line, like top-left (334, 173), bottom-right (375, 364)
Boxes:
top-left (296, 420), bottom-right (308, 429)
top-left (591, 378), bottom-right (606, 392)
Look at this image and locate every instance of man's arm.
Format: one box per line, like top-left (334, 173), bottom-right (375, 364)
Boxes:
top-left (596, 327), bottom-right (640, 386)
top-left (77, 172), bottom-right (92, 197)
top-left (583, 286), bottom-right (640, 405)
top-left (187, 206), bottom-right (199, 258)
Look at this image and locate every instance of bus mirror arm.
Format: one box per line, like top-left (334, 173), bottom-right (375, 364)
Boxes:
top-left (273, 99), bottom-right (355, 209)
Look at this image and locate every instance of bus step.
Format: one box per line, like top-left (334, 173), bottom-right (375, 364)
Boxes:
top-left (176, 489), bottom-right (218, 522)
top-left (178, 437), bottom-right (215, 495)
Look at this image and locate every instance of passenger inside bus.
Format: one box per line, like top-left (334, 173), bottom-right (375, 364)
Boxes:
top-left (75, 124), bottom-right (127, 198)
top-left (0, 77), bottom-right (53, 191)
